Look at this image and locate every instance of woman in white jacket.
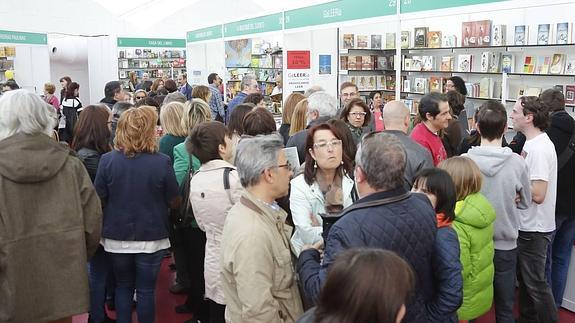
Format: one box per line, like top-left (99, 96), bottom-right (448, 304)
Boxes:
top-left (187, 121), bottom-right (243, 323)
top-left (290, 122), bottom-right (356, 256)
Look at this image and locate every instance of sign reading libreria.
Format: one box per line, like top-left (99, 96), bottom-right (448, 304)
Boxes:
top-left (224, 13), bottom-right (283, 37)
top-left (187, 26), bottom-right (222, 43)
top-left (117, 38), bottom-right (186, 48)
top-left (0, 30), bottom-right (47, 45)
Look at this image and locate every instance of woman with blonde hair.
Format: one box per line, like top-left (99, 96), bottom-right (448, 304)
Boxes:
top-left (171, 98), bottom-right (213, 319)
top-left (289, 98), bottom-right (309, 136)
top-left (439, 156), bottom-right (495, 323)
top-left (128, 71), bottom-right (138, 92)
top-left (94, 105), bottom-right (180, 323)
top-left (159, 101), bottom-right (187, 165)
top-left (192, 85), bottom-right (211, 104)
top-left (279, 92), bottom-right (305, 144)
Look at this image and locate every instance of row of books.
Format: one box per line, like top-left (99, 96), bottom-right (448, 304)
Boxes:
top-left (0, 46), bottom-right (16, 57)
top-left (227, 68), bottom-right (278, 82)
top-left (117, 69), bottom-right (185, 79)
top-left (226, 79), bottom-right (275, 99)
top-left (0, 59), bottom-right (14, 71)
top-left (341, 20), bottom-right (574, 49)
top-left (118, 58), bottom-right (186, 69)
top-left (250, 55), bottom-right (282, 69)
top-left (118, 49), bottom-right (185, 59)
top-left (340, 55), bottom-right (394, 70)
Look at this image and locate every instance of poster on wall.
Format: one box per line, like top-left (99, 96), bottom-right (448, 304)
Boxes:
top-left (286, 71), bottom-right (311, 93)
top-left (286, 50), bottom-right (311, 93)
top-left (287, 50), bottom-right (311, 69)
top-left (319, 54), bottom-right (331, 75)
top-left (225, 39), bottom-right (252, 67)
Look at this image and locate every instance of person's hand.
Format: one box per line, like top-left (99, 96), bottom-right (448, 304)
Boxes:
top-left (301, 240), bottom-right (324, 253)
top-left (310, 213), bottom-right (321, 227)
top-left (515, 192), bottom-right (521, 205)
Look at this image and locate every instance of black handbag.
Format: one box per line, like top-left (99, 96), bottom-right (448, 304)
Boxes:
top-left (171, 159), bottom-right (196, 228)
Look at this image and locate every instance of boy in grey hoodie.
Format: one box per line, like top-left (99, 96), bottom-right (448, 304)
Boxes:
top-left (465, 100), bottom-right (531, 323)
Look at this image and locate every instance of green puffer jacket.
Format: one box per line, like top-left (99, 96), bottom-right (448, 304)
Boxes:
top-left (453, 192), bottom-right (496, 320)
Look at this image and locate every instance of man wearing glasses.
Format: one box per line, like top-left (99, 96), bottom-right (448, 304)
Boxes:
top-left (220, 134), bottom-right (303, 322)
top-left (225, 75), bottom-right (260, 124)
top-left (338, 82), bottom-right (359, 114)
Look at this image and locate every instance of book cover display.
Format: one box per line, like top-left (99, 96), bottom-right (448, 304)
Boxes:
top-left (514, 25), bottom-right (529, 45)
top-left (537, 24), bottom-right (551, 45)
top-left (501, 54), bottom-right (514, 73)
top-left (492, 25), bottom-right (506, 46)
top-left (343, 34), bottom-right (354, 49)
top-left (386, 33), bottom-right (396, 49)
top-left (428, 31), bottom-right (442, 48)
top-left (462, 20), bottom-right (492, 47)
top-left (401, 31), bottom-right (411, 49)
top-left (414, 27), bottom-right (429, 47)
top-left (458, 54), bottom-right (473, 72)
top-left (371, 35), bottom-right (382, 49)
top-left (550, 54), bottom-right (566, 74)
top-left (357, 35), bottom-right (369, 49)
top-left (556, 23), bottom-right (571, 45)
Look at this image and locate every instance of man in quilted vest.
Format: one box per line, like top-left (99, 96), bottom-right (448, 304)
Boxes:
top-left (298, 133), bottom-right (437, 322)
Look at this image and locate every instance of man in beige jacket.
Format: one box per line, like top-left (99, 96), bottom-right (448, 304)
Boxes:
top-left (221, 134), bottom-right (303, 323)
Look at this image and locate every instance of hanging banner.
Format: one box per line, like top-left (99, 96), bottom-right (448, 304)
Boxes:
top-left (187, 26), bottom-right (222, 43)
top-left (287, 51), bottom-right (311, 69)
top-left (223, 13), bottom-right (283, 38)
top-left (117, 37), bottom-right (186, 48)
top-left (0, 30), bottom-right (47, 45)
top-left (400, 0), bottom-right (509, 13)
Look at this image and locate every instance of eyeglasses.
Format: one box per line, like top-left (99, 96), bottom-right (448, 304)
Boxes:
top-left (136, 96), bottom-right (146, 100)
top-left (313, 139), bottom-right (342, 150)
top-left (272, 161), bottom-right (292, 170)
top-left (350, 112), bottom-right (367, 118)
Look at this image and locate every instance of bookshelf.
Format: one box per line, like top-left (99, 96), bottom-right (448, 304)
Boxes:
top-left (117, 49), bottom-right (186, 90)
top-left (225, 50), bottom-right (282, 100)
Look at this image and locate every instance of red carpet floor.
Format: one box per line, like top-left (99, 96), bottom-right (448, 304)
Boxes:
top-left (73, 258), bottom-right (575, 323)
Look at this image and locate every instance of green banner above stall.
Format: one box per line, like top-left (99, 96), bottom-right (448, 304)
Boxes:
top-left (187, 26), bottom-right (223, 43)
top-left (400, 0), bottom-right (509, 13)
top-left (223, 13), bottom-right (283, 37)
top-left (0, 30), bottom-right (47, 45)
top-left (117, 37), bottom-right (186, 48)
top-left (284, 0), bottom-right (395, 30)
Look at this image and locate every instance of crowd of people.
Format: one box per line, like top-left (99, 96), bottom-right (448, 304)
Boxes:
top-left (0, 71), bottom-right (574, 323)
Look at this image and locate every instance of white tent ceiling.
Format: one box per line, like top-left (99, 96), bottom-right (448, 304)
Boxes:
top-left (2, 0), bottom-right (336, 37)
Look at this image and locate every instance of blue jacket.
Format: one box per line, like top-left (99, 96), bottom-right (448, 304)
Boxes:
top-left (428, 224), bottom-right (463, 322)
top-left (180, 83), bottom-right (193, 100)
top-left (95, 150), bottom-right (179, 241)
top-left (298, 188), bottom-right (437, 323)
top-left (225, 91), bottom-right (248, 124)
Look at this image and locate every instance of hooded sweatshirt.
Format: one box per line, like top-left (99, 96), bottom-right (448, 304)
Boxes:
top-left (453, 193), bottom-right (496, 320)
top-left (465, 146), bottom-right (531, 250)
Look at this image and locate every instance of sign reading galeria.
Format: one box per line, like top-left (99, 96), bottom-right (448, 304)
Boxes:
top-left (286, 50), bottom-right (311, 92)
top-left (117, 37), bottom-right (186, 48)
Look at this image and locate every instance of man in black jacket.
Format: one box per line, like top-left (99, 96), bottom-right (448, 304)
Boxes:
top-left (297, 133), bottom-right (437, 322)
top-left (539, 88), bottom-right (575, 307)
top-left (100, 81), bottom-right (125, 110)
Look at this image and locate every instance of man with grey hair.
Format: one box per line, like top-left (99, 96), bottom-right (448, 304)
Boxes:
top-left (303, 85), bottom-right (324, 97)
top-left (220, 134), bottom-right (303, 322)
top-left (0, 90), bottom-right (102, 322)
top-left (286, 91), bottom-right (338, 164)
top-left (162, 91), bottom-right (187, 105)
top-left (225, 74), bottom-right (259, 124)
top-left (383, 100), bottom-right (433, 188)
top-left (298, 132), bottom-right (437, 323)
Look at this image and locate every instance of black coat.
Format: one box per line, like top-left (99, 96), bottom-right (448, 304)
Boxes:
top-left (298, 188), bottom-right (437, 323)
top-left (76, 148), bottom-right (102, 183)
top-left (547, 110), bottom-right (575, 216)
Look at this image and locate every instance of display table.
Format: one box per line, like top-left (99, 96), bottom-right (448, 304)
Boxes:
top-left (562, 244), bottom-right (575, 312)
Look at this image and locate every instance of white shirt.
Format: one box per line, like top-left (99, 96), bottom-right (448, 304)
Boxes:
top-left (100, 238), bottom-right (170, 254)
top-left (518, 133), bottom-right (557, 232)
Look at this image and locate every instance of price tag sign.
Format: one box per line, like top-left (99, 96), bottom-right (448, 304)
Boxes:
top-left (287, 51), bottom-right (311, 69)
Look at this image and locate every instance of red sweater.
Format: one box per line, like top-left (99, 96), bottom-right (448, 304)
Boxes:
top-left (410, 122), bottom-right (447, 166)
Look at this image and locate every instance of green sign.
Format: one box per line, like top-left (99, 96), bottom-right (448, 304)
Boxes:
top-left (400, 0), bottom-right (509, 13)
top-left (224, 13), bottom-right (283, 37)
top-left (117, 37), bottom-right (186, 48)
top-left (285, 0), bottom-right (395, 30)
top-left (0, 30), bottom-right (47, 45)
top-left (187, 25), bottom-right (223, 43)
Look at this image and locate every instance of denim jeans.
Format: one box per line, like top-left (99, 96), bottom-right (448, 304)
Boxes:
top-left (551, 215), bottom-right (575, 307)
top-left (88, 246), bottom-right (113, 323)
top-left (493, 249), bottom-right (517, 323)
top-left (517, 231), bottom-right (558, 323)
top-left (109, 250), bottom-right (165, 323)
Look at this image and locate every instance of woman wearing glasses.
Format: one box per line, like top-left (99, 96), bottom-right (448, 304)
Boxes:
top-left (340, 97), bottom-right (372, 146)
top-left (290, 123), bottom-right (355, 256)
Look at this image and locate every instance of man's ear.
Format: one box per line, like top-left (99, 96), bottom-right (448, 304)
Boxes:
top-left (355, 166), bottom-right (367, 184)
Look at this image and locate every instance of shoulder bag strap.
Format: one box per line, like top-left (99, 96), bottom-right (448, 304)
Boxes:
top-left (223, 167), bottom-right (233, 204)
top-left (558, 119), bottom-right (575, 171)
top-left (339, 191), bottom-right (412, 217)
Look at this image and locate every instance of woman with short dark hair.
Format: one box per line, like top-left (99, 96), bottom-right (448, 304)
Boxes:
top-left (94, 105), bottom-right (180, 323)
top-left (242, 107), bottom-right (277, 136)
top-left (339, 98), bottom-right (372, 145)
top-left (59, 81), bottom-right (82, 143)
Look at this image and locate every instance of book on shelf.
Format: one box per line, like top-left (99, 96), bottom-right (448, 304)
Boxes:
top-left (501, 54), bottom-right (514, 73)
top-left (428, 31), bottom-right (442, 48)
top-left (348, 56), bottom-right (357, 70)
top-left (422, 56), bottom-right (434, 71)
top-left (523, 56), bottom-right (536, 74)
top-left (412, 56), bottom-right (423, 71)
top-left (479, 78), bottom-right (494, 98)
top-left (565, 58), bottom-right (575, 74)
top-left (440, 56), bottom-right (454, 72)
top-left (358, 75), bottom-right (376, 91)
top-left (462, 20), bottom-right (492, 47)
top-left (514, 25), bottom-right (529, 45)
top-left (550, 54), bottom-right (567, 74)
top-left (362, 56), bottom-right (373, 70)
top-left (251, 57), bottom-right (261, 68)
top-left (401, 31), bottom-right (411, 49)
top-left (429, 77), bottom-right (443, 92)
top-left (492, 25), bottom-right (506, 46)
top-left (340, 56), bottom-right (349, 70)
top-left (458, 54), bottom-right (473, 72)
top-left (414, 78), bottom-right (428, 93)
top-left (556, 23), bottom-right (571, 45)
top-left (565, 85), bottom-right (575, 104)
top-left (371, 34), bottom-right (382, 49)
top-left (480, 52), bottom-right (490, 73)
top-left (273, 55), bottom-right (283, 69)
top-left (554, 85), bottom-right (565, 94)
top-left (537, 24), bottom-right (552, 45)
top-left (404, 57), bottom-right (413, 71)
top-left (442, 35), bottom-right (458, 48)
top-left (343, 34), bottom-right (355, 49)
top-left (355, 56), bottom-right (363, 70)
top-left (378, 56), bottom-right (392, 70)
top-left (357, 35), bottom-right (369, 49)
top-left (119, 70), bottom-right (126, 79)
top-left (403, 99), bottom-right (418, 115)
top-left (376, 75), bottom-right (386, 90)
top-left (403, 79), bottom-right (411, 92)
top-left (385, 75), bottom-right (397, 90)
top-left (386, 33), bottom-right (396, 49)
top-left (525, 87), bottom-right (542, 96)
top-left (488, 52), bottom-right (501, 73)
top-left (414, 27), bottom-right (429, 47)
top-left (535, 56), bottom-right (551, 74)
